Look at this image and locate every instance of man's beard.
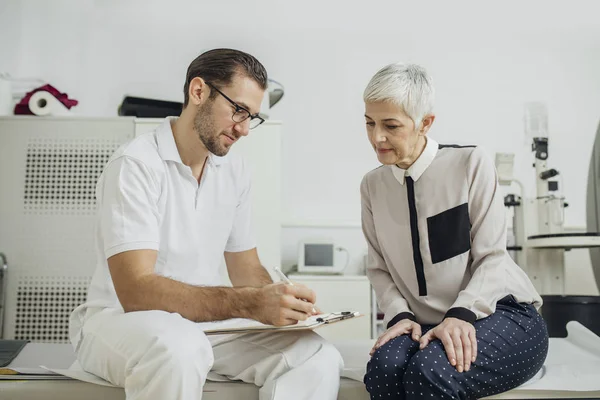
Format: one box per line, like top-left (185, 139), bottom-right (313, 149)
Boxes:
top-left (193, 101), bottom-right (231, 157)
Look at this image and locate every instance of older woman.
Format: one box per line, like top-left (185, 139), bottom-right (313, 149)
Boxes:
top-left (361, 63), bottom-right (548, 399)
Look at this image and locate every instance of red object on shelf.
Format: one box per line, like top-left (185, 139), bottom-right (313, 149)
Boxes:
top-left (14, 84), bottom-right (78, 115)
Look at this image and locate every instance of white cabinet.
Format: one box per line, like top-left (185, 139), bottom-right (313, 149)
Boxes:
top-left (288, 275), bottom-right (372, 340)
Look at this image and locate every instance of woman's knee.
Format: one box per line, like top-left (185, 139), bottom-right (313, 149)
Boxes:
top-left (365, 339), bottom-right (414, 384)
top-left (403, 344), bottom-right (453, 394)
top-left (403, 350), bottom-right (435, 385)
top-left (367, 352), bottom-right (399, 377)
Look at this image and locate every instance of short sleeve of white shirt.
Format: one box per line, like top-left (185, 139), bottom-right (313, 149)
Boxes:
top-left (224, 158), bottom-right (256, 253)
top-left (98, 156), bottom-right (161, 259)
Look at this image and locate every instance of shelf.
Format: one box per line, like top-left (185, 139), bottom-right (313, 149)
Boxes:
top-left (527, 233), bottom-right (600, 249)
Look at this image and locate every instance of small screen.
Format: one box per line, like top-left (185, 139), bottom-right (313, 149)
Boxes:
top-left (304, 244), bottom-right (334, 267)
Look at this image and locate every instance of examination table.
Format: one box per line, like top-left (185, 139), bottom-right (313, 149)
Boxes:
top-left (2, 322), bottom-right (599, 400)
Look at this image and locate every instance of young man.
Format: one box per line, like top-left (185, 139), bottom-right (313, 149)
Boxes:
top-left (69, 48), bottom-right (343, 400)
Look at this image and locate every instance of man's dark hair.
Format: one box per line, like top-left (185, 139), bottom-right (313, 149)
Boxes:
top-left (183, 48), bottom-right (268, 107)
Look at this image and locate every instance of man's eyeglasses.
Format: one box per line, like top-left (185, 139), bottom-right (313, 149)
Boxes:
top-left (205, 82), bottom-right (265, 129)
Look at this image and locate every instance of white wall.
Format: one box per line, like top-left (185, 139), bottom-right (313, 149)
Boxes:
top-left (3, 0), bottom-right (600, 293)
top-left (0, 1), bottom-right (24, 77)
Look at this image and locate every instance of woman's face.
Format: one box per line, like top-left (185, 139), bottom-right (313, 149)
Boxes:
top-left (365, 101), bottom-right (432, 168)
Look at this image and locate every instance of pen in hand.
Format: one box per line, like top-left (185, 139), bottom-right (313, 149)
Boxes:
top-left (273, 267), bottom-right (318, 314)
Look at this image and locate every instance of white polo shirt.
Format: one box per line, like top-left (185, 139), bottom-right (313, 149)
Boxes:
top-left (71, 118), bottom-right (256, 337)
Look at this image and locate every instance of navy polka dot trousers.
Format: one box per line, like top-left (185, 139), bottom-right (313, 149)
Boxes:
top-left (364, 296), bottom-right (549, 399)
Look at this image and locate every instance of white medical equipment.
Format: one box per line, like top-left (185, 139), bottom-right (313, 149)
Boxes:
top-left (0, 116), bottom-right (282, 342)
top-left (499, 105), bottom-right (600, 296)
top-left (297, 239), bottom-right (349, 274)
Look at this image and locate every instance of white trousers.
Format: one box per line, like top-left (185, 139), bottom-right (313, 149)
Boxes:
top-left (74, 308), bottom-right (343, 400)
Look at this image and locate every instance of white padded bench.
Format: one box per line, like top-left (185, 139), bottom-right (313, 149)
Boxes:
top-left (2, 322), bottom-right (600, 399)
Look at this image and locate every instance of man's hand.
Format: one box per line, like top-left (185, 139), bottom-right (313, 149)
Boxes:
top-left (370, 319), bottom-right (421, 356)
top-left (253, 282), bottom-right (316, 326)
top-left (419, 317), bottom-right (477, 372)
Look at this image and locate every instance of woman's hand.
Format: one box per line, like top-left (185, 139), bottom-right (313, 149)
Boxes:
top-left (419, 317), bottom-right (477, 372)
top-left (370, 319), bottom-right (422, 356)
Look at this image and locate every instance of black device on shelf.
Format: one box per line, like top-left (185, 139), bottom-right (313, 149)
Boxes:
top-left (118, 96), bottom-right (183, 118)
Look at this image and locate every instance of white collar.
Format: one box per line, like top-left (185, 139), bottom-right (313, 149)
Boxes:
top-left (390, 136), bottom-right (438, 185)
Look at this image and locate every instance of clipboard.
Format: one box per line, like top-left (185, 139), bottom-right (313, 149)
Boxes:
top-left (203, 311), bottom-right (362, 335)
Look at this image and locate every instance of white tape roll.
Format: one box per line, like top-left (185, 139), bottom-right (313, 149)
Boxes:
top-left (28, 90), bottom-right (70, 116)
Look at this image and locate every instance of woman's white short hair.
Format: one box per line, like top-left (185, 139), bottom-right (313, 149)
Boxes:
top-left (363, 63), bottom-right (435, 129)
